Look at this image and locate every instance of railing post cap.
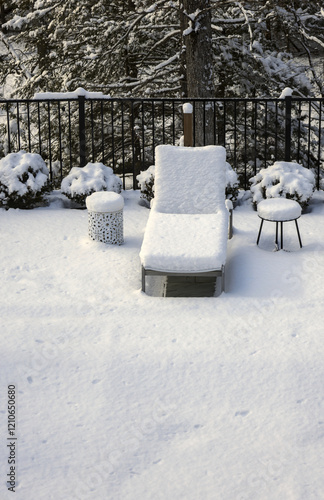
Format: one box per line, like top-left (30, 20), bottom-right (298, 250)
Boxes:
top-left (279, 87), bottom-right (293, 99)
top-left (183, 102), bottom-right (193, 114)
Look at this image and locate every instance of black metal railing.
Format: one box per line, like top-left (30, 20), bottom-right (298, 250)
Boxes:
top-left (0, 96), bottom-right (323, 189)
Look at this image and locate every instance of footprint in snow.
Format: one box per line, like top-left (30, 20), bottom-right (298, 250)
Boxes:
top-left (235, 410), bottom-right (249, 417)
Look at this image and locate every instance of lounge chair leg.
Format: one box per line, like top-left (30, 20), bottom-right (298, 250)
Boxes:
top-left (228, 209), bottom-right (233, 239)
top-left (215, 267), bottom-right (226, 296)
top-left (142, 266), bottom-right (146, 292)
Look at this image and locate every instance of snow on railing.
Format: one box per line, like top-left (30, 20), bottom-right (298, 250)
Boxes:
top-left (33, 87), bottom-right (112, 100)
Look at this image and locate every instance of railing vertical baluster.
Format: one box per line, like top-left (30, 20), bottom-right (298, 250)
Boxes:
top-left (216, 101), bottom-right (220, 145)
top-left (121, 100), bottom-right (125, 186)
top-left (244, 100), bottom-right (247, 190)
top-left (297, 101), bottom-right (301, 164)
top-left (152, 101), bottom-right (155, 163)
top-left (37, 102), bottom-right (42, 157)
top-left (213, 101), bottom-right (216, 145)
top-left (68, 101), bottom-right (72, 173)
top-left (192, 100), bottom-right (196, 146)
top-left (274, 100), bottom-right (278, 160)
top-left (47, 101), bottom-right (52, 180)
top-left (27, 101), bottom-right (31, 152)
top-left (6, 102), bottom-right (11, 153)
top-left (203, 100), bottom-right (206, 146)
top-left (264, 101), bottom-right (268, 168)
top-left (172, 101), bottom-right (175, 145)
top-left (57, 101), bottom-right (63, 180)
top-left (101, 101), bottom-right (105, 164)
top-left (223, 100), bottom-right (226, 148)
top-left (141, 100), bottom-right (145, 168)
top-left (131, 100), bottom-right (136, 189)
top-left (317, 100), bottom-right (322, 190)
top-left (307, 101), bottom-right (311, 169)
top-left (233, 100), bottom-right (237, 170)
top-left (284, 95), bottom-right (292, 162)
top-left (111, 100), bottom-right (115, 171)
top-left (254, 101), bottom-right (257, 174)
top-left (16, 102), bottom-right (21, 150)
top-left (162, 101), bottom-right (165, 144)
top-left (90, 100), bottom-right (95, 163)
top-left (78, 95), bottom-right (86, 167)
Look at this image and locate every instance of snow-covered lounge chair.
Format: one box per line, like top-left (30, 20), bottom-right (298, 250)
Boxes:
top-left (140, 145), bottom-right (230, 296)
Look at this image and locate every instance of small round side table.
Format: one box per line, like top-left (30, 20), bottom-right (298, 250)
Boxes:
top-left (86, 191), bottom-right (124, 245)
top-left (256, 198), bottom-right (302, 250)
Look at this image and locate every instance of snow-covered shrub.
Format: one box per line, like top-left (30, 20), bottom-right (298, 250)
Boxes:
top-left (250, 161), bottom-right (315, 209)
top-left (61, 162), bottom-right (122, 206)
top-left (136, 162), bottom-right (238, 206)
top-left (225, 162), bottom-right (239, 203)
top-left (0, 151), bottom-right (50, 209)
top-left (136, 165), bottom-right (155, 206)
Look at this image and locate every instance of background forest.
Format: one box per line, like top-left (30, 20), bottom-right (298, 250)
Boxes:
top-left (0, 0), bottom-right (323, 99)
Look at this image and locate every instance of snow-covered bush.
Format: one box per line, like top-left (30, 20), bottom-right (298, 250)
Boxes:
top-left (225, 162), bottom-right (239, 203)
top-left (250, 161), bottom-right (315, 209)
top-left (0, 151), bottom-right (50, 209)
top-left (61, 162), bottom-right (122, 206)
top-left (136, 162), bottom-right (239, 207)
top-left (136, 165), bottom-right (155, 206)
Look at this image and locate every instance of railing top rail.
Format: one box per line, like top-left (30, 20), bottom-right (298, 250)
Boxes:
top-left (0, 98), bottom-right (81, 104)
top-left (0, 96), bottom-right (323, 104)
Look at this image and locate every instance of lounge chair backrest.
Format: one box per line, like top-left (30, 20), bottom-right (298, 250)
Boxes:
top-left (153, 145), bottom-right (226, 214)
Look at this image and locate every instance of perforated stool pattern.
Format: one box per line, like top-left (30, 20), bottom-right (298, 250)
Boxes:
top-left (88, 209), bottom-right (124, 244)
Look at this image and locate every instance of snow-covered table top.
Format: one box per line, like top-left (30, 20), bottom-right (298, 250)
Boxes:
top-left (140, 209), bottom-right (228, 273)
top-left (86, 191), bottom-right (124, 212)
top-left (257, 198), bottom-right (301, 221)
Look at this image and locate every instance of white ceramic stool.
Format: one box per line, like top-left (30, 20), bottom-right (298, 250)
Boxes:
top-left (86, 191), bottom-right (124, 244)
top-left (256, 198), bottom-right (302, 250)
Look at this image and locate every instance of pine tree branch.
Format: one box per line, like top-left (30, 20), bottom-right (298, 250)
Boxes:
top-left (141, 29), bottom-right (180, 64)
top-left (107, 0), bottom-right (171, 55)
top-left (2, 0), bottom-right (65, 30)
top-left (0, 31), bottom-right (32, 80)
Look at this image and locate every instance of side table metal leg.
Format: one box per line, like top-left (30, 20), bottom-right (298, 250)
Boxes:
top-left (281, 221), bottom-right (283, 250)
top-left (257, 219), bottom-right (264, 245)
top-left (295, 219), bottom-right (302, 248)
top-left (275, 221), bottom-right (279, 249)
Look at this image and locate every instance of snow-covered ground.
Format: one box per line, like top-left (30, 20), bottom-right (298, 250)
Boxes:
top-left (1, 189), bottom-right (324, 500)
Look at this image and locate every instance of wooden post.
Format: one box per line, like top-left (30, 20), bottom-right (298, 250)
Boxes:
top-left (183, 103), bottom-right (193, 147)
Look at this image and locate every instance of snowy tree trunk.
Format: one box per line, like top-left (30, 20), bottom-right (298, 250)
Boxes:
top-left (181, 0), bottom-right (215, 145)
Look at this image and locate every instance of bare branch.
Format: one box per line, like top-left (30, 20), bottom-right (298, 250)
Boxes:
top-left (235, 1), bottom-right (253, 51)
